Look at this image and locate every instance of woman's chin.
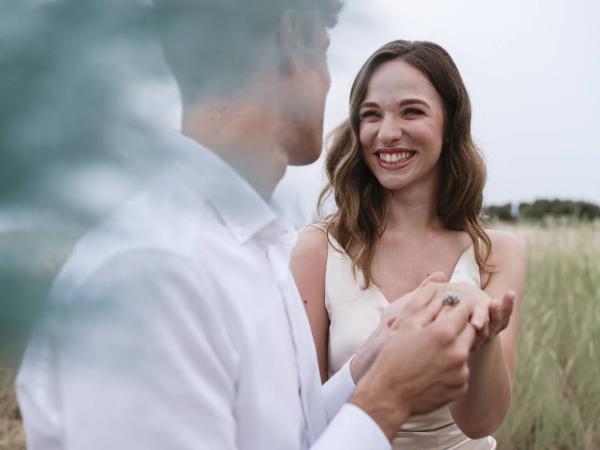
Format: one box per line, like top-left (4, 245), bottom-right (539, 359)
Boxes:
top-left (375, 175), bottom-right (411, 192)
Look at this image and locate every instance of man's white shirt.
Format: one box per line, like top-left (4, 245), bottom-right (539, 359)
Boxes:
top-left (17, 133), bottom-right (390, 449)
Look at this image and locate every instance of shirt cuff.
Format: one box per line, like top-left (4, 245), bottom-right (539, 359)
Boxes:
top-left (312, 403), bottom-right (391, 450)
top-left (322, 358), bottom-right (355, 421)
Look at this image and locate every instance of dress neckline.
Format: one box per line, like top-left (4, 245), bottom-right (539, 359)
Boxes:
top-left (368, 243), bottom-right (474, 305)
top-left (323, 229), bottom-right (475, 306)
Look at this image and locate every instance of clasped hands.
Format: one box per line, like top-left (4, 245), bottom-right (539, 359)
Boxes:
top-left (350, 272), bottom-right (515, 383)
top-left (385, 272), bottom-right (514, 349)
top-left (348, 272), bottom-right (516, 439)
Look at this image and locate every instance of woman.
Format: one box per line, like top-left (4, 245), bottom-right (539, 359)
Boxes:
top-left (291, 40), bottom-right (527, 449)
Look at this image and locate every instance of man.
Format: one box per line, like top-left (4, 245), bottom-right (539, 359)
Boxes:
top-left (17, 1), bottom-right (512, 449)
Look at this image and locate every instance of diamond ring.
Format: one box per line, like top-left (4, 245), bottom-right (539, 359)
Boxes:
top-left (442, 291), bottom-right (460, 306)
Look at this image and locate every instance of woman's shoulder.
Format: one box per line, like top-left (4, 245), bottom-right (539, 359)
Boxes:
top-left (291, 223), bottom-right (331, 290)
top-left (298, 221), bottom-right (331, 240)
top-left (300, 221), bottom-right (329, 235)
top-left (485, 228), bottom-right (527, 265)
top-left (486, 228), bottom-right (527, 252)
top-left (479, 228), bottom-right (527, 288)
top-left (294, 222), bottom-right (331, 260)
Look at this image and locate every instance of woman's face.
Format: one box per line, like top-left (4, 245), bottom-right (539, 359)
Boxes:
top-left (358, 58), bottom-right (446, 192)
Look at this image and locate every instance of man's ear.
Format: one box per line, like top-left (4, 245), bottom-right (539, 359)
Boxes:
top-left (277, 9), bottom-right (307, 75)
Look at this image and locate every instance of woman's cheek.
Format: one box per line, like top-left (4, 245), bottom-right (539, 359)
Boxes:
top-left (412, 121), bottom-right (443, 148)
top-left (359, 123), bottom-right (377, 148)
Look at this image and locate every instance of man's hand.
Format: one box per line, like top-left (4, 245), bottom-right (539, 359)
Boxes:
top-left (349, 272), bottom-right (447, 383)
top-left (349, 283), bottom-right (475, 440)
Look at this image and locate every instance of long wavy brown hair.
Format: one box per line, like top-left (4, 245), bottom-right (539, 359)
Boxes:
top-left (318, 40), bottom-right (491, 288)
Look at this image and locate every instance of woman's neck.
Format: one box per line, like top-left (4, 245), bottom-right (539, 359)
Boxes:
top-left (384, 173), bottom-right (442, 235)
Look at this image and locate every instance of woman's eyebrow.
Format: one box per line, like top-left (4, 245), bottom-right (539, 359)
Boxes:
top-left (360, 98), bottom-right (431, 110)
top-left (359, 101), bottom-right (379, 109)
top-left (398, 98), bottom-right (431, 109)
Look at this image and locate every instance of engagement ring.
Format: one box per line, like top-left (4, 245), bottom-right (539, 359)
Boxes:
top-left (442, 291), bottom-right (460, 306)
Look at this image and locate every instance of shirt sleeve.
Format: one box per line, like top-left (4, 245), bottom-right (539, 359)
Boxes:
top-left (50, 249), bottom-right (240, 450)
top-left (322, 358), bottom-right (356, 420)
top-left (311, 404), bottom-right (391, 450)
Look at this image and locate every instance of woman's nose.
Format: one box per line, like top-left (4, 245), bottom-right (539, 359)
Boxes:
top-left (377, 115), bottom-right (403, 146)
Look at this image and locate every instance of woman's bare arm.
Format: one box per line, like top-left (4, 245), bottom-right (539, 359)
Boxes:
top-left (450, 229), bottom-right (527, 438)
top-left (290, 226), bottom-right (330, 383)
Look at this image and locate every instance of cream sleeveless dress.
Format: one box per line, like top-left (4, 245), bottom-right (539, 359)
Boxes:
top-left (317, 228), bottom-right (497, 450)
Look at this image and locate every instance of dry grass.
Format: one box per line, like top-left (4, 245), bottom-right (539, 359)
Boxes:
top-left (494, 223), bottom-right (600, 449)
top-left (0, 371), bottom-right (24, 450)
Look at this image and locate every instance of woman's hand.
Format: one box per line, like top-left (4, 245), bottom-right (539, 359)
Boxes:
top-left (470, 291), bottom-right (515, 350)
top-left (435, 285), bottom-right (516, 351)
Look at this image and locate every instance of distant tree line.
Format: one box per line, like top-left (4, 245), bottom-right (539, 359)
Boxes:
top-left (484, 199), bottom-right (600, 222)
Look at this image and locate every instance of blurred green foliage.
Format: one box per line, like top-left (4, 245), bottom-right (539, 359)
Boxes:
top-left (1, 0), bottom-right (168, 362)
top-left (485, 203), bottom-right (516, 222)
top-left (485, 199), bottom-right (600, 223)
top-left (519, 199), bottom-right (600, 222)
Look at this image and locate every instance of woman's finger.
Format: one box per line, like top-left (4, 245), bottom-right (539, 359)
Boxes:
top-left (387, 274), bottom-right (448, 319)
top-left (499, 291), bottom-right (515, 324)
top-left (401, 282), bottom-right (446, 313)
top-left (489, 294), bottom-right (514, 335)
top-left (478, 322), bottom-right (491, 341)
top-left (418, 271), bottom-right (447, 289)
top-left (414, 295), bottom-right (446, 326)
top-left (470, 305), bottom-right (489, 330)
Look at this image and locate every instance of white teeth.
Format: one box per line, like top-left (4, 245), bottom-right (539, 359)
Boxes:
top-left (378, 152), bottom-right (412, 164)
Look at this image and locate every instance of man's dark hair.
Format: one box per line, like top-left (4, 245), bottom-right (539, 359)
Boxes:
top-left (154, 0), bottom-right (342, 103)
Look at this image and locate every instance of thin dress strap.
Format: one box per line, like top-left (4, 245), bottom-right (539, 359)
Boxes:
top-left (306, 223), bottom-right (328, 233)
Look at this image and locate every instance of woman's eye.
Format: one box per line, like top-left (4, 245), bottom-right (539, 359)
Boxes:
top-left (404, 108), bottom-right (424, 116)
top-left (360, 111), bottom-right (379, 120)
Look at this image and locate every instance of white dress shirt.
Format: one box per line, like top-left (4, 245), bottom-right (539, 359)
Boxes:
top-left (17, 133), bottom-right (390, 450)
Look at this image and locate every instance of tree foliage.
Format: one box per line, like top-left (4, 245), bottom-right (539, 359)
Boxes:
top-left (485, 199), bottom-right (600, 223)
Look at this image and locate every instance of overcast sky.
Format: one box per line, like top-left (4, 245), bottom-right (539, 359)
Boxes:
top-left (275, 0), bottom-right (600, 223)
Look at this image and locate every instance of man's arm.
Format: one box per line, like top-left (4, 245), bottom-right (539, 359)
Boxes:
top-left (44, 250), bottom-right (239, 449)
top-left (321, 358), bottom-right (355, 420)
top-left (312, 403), bottom-right (391, 450)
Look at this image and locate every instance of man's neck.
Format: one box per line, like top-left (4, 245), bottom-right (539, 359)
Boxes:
top-left (182, 96), bottom-right (288, 200)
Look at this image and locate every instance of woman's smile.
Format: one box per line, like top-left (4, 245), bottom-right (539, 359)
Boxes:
top-left (374, 148), bottom-right (417, 169)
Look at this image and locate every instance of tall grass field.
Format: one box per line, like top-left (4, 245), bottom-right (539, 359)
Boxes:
top-left (495, 223), bottom-right (600, 449)
top-left (1, 223), bottom-right (599, 449)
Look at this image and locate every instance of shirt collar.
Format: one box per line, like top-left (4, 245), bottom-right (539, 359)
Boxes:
top-left (169, 132), bottom-right (280, 244)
